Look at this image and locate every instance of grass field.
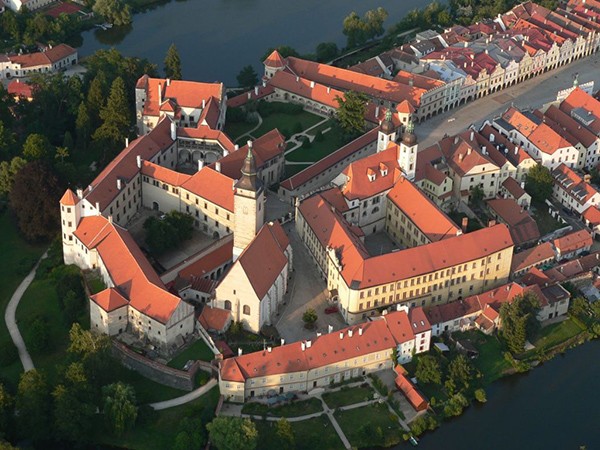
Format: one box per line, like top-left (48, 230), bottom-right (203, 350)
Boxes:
top-left (0, 212), bottom-right (46, 387)
top-left (99, 386), bottom-right (220, 450)
top-left (530, 318), bottom-right (586, 352)
top-left (285, 125), bottom-right (345, 162)
top-left (254, 415), bottom-right (344, 450)
top-left (242, 397), bottom-right (323, 418)
top-left (253, 111), bottom-right (323, 140)
top-left (224, 120), bottom-right (257, 142)
top-left (335, 403), bottom-right (402, 449)
top-left (532, 205), bottom-right (564, 236)
top-left (167, 338), bottom-right (215, 369)
top-left (322, 386), bottom-right (374, 409)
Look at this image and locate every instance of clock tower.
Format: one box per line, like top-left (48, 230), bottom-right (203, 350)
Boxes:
top-left (397, 120), bottom-right (418, 181)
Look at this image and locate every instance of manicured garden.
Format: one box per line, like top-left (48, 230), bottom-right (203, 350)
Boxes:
top-left (322, 385), bottom-right (374, 409)
top-left (286, 123), bottom-right (346, 162)
top-left (252, 111), bottom-right (323, 140)
top-left (242, 397), bottom-right (323, 418)
top-left (254, 415), bottom-right (344, 450)
top-left (167, 338), bottom-right (215, 369)
top-left (452, 330), bottom-right (512, 384)
top-left (335, 402), bottom-right (402, 449)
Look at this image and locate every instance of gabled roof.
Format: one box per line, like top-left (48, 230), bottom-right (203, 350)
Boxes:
top-left (501, 176), bottom-right (527, 199)
top-left (341, 146), bottom-right (401, 200)
top-left (176, 125), bottom-right (235, 152)
top-left (90, 288), bottom-right (129, 312)
top-left (511, 241), bottom-right (555, 273)
top-left (178, 240), bottom-right (233, 280)
top-left (182, 167), bottom-right (235, 211)
top-left (486, 198), bottom-right (540, 245)
top-left (141, 160), bottom-right (191, 186)
top-left (8, 44), bottom-right (76, 68)
top-left (553, 229), bottom-right (593, 255)
top-left (235, 222), bottom-right (290, 300)
top-left (198, 306), bottom-right (231, 333)
top-left (552, 163), bottom-right (599, 206)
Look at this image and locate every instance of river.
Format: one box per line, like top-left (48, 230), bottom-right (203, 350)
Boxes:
top-left (78, 0), bottom-right (435, 85)
top-left (412, 340), bottom-right (600, 450)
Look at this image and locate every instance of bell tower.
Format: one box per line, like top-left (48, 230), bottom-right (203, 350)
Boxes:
top-left (233, 142), bottom-right (265, 261)
top-left (398, 120), bottom-right (418, 181)
top-left (377, 108), bottom-right (396, 152)
top-left (60, 188), bottom-right (81, 265)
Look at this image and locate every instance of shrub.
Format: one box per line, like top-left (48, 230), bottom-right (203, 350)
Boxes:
top-left (29, 317), bottom-right (49, 352)
top-left (0, 342), bottom-right (19, 366)
top-left (474, 388), bottom-right (487, 403)
top-left (226, 107), bottom-right (246, 123)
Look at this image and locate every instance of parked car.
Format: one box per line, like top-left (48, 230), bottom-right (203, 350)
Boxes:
top-left (325, 305), bottom-right (339, 314)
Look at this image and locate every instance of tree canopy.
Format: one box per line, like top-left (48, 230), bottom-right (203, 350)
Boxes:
top-left (144, 211), bottom-right (194, 255)
top-left (500, 292), bottom-right (541, 354)
top-left (93, 0), bottom-right (132, 26)
top-left (415, 355), bottom-right (442, 385)
top-left (164, 44), bottom-right (183, 80)
top-left (342, 7), bottom-right (388, 48)
top-left (102, 382), bottom-right (138, 436)
top-left (335, 91), bottom-right (368, 135)
top-left (236, 65), bottom-right (258, 89)
top-left (207, 417), bottom-right (258, 450)
top-left (525, 164), bottom-right (553, 204)
top-left (93, 76), bottom-right (132, 157)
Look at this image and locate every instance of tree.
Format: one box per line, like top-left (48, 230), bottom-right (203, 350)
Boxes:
top-left (29, 317), bottom-right (49, 352)
top-left (415, 355), bottom-right (442, 385)
top-left (474, 388), bottom-right (487, 403)
top-left (93, 77), bottom-right (131, 156)
top-left (0, 157), bottom-right (27, 196)
top-left (315, 42), bottom-right (339, 62)
top-left (236, 65), bottom-right (258, 89)
top-left (144, 211), bottom-right (194, 255)
top-left (164, 44), bottom-right (182, 80)
top-left (275, 418), bottom-right (295, 449)
top-left (302, 308), bottom-right (318, 329)
top-left (500, 292), bottom-right (541, 354)
top-left (343, 8), bottom-right (388, 48)
top-left (68, 323), bottom-right (112, 386)
top-left (102, 382), bottom-right (138, 436)
top-left (0, 383), bottom-right (13, 441)
top-left (16, 370), bottom-right (51, 442)
top-left (22, 133), bottom-right (53, 161)
top-left (469, 185), bottom-right (484, 207)
top-left (525, 164), bottom-right (553, 204)
top-left (76, 101), bottom-right (92, 149)
top-left (87, 72), bottom-right (107, 127)
top-left (206, 417), bottom-right (258, 450)
top-left (173, 417), bottom-right (206, 450)
top-left (93, 0), bottom-right (132, 26)
top-left (335, 91), bottom-right (368, 135)
top-left (443, 392), bottom-right (469, 417)
top-left (0, 121), bottom-right (17, 160)
top-left (447, 354), bottom-right (474, 390)
top-left (9, 161), bottom-right (63, 241)
top-left (55, 146), bottom-right (69, 164)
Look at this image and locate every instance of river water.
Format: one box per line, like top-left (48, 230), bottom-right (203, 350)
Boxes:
top-left (413, 340), bottom-right (600, 450)
top-left (78, 0), bottom-right (433, 85)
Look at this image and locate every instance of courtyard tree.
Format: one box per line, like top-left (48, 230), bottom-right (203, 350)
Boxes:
top-left (525, 164), bottom-right (553, 204)
top-left (9, 161), bottom-right (63, 241)
top-left (207, 417), bottom-right (258, 450)
top-left (164, 44), bottom-right (183, 80)
top-left (15, 370), bottom-right (52, 442)
top-left (302, 308), bottom-right (318, 329)
top-left (275, 418), bottom-right (295, 449)
top-left (144, 211), bottom-right (194, 255)
top-left (415, 355), bottom-right (442, 385)
top-left (335, 91), bottom-right (368, 135)
top-left (102, 382), bottom-right (138, 436)
top-left (93, 0), bottom-right (132, 26)
top-left (236, 65), bottom-right (258, 89)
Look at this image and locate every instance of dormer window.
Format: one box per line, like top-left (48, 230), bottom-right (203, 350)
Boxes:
top-left (367, 168), bottom-right (376, 182)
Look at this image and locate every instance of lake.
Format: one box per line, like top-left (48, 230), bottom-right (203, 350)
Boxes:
top-left (414, 340), bottom-right (600, 450)
top-left (78, 0), bottom-right (435, 85)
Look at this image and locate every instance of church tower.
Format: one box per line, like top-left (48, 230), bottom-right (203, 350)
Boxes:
top-left (397, 120), bottom-right (418, 181)
top-left (60, 188), bottom-right (81, 265)
top-left (377, 109), bottom-right (397, 152)
top-left (233, 142), bottom-right (265, 261)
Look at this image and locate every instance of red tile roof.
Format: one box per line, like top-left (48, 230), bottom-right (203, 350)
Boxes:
top-left (177, 125), bottom-right (235, 151)
top-left (520, 266), bottom-right (552, 286)
top-left (560, 87), bottom-right (600, 135)
top-left (9, 44), bottom-right (76, 68)
top-left (141, 161), bottom-right (191, 186)
top-left (395, 369), bottom-right (428, 412)
top-left (501, 176), bottom-right (527, 200)
top-left (182, 167), bottom-right (235, 211)
top-left (269, 71), bottom-right (344, 109)
top-left (511, 241), bottom-right (555, 273)
top-left (341, 146), bottom-right (401, 200)
top-left (552, 163), bottom-right (599, 206)
top-left (179, 241), bottom-right (233, 280)
top-left (486, 198), bottom-right (540, 246)
top-left (387, 177), bottom-right (460, 242)
top-left (553, 229), bottom-right (593, 255)
top-left (263, 50), bottom-right (286, 68)
top-left (60, 188), bottom-right (79, 206)
top-left (235, 221), bottom-right (290, 299)
top-left (90, 288), bottom-right (129, 312)
top-left (7, 79), bottom-right (34, 99)
top-left (198, 306), bottom-right (231, 333)
top-left (74, 216), bottom-right (183, 324)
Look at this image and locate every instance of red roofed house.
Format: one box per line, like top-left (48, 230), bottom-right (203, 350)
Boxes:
top-left (394, 366), bottom-right (429, 412)
top-left (552, 163), bottom-right (600, 215)
top-left (198, 305), bottom-right (232, 334)
top-left (553, 229), bottom-right (593, 260)
top-left (500, 176), bottom-right (531, 208)
top-left (7, 79), bottom-right (34, 101)
top-left (218, 307), bottom-right (430, 402)
top-left (486, 198), bottom-right (540, 248)
top-left (0, 44), bottom-right (77, 78)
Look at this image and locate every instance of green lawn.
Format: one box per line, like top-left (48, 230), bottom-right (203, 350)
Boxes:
top-left (98, 386), bottom-right (220, 450)
top-left (285, 125), bottom-right (345, 162)
top-left (224, 120), bottom-right (257, 142)
top-left (242, 397), bottom-right (323, 418)
top-left (322, 386), bottom-right (374, 409)
top-left (530, 318), bottom-right (586, 352)
top-left (452, 330), bottom-right (511, 384)
top-left (0, 212), bottom-right (46, 386)
top-left (284, 163), bottom-right (311, 178)
top-left (252, 111), bottom-right (323, 140)
top-left (167, 338), bottom-right (215, 369)
top-left (254, 415), bottom-right (344, 450)
top-left (532, 205), bottom-right (564, 236)
top-left (335, 403), bottom-right (402, 449)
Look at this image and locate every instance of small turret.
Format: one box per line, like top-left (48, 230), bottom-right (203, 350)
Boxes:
top-left (402, 119), bottom-right (417, 146)
top-left (235, 142), bottom-right (263, 192)
top-left (377, 106), bottom-right (397, 152)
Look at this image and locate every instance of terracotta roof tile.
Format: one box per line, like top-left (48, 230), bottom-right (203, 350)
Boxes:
top-left (198, 306), bottom-right (231, 332)
top-left (90, 287), bottom-right (129, 312)
top-left (553, 229), bottom-right (593, 255)
top-left (141, 161), bottom-right (191, 186)
top-left (182, 167), bottom-right (235, 211)
top-left (60, 188), bottom-right (79, 206)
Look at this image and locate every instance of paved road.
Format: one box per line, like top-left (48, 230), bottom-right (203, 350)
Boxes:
top-left (417, 55), bottom-right (600, 148)
top-left (4, 250), bottom-right (48, 372)
top-left (149, 378), bottom-right (218, 410)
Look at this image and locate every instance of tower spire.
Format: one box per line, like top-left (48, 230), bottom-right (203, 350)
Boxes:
top-left (235, 141), bottom-right (262, 192)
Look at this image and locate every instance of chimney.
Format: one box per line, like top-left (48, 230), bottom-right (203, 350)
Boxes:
top-left (215, 162), bottom-right (221, 172)
top-left (158, 83), bottom-right (162, 102)
top-left (359, 327), bottom-right (363, 336)
top-left (327, 86), bottom-right (331, 94)
top-left (76, 189), bottom-right (83, 199)
top-left (301, 342), bottom-right (306, 351)
top-left (488, 219), bottom-right (496, 227)
top-left (316, 332), bottom-right (322, 337)
top-left (198, 160), bottom-right (204, 171)
top-left (125, 137), bottom-right (129, 147)
top-left (520, 181), bottom-right (525, 189)
top-left (584, 174), bottom-right (592, 183)
top-left (339, 331), bottom-right (344, 340)
top-left (348, 329), bottom-right (353, 338)
top-left (375, 105), bottom-right (380, 118)
top-left (238, 348), bottom-right (243, 356)
top-left (310, 81), bottom-right (315, 88)
top-left (489, 133), bottom-right (495, 142)
top-left (482, 146), bottom-right (487, 155)
top-left (166, 78), bottom-right (170, 86)
top-left (328, 324), bottom-right (333, 333)
top-left (267, 346), bottom-right (272, 353)
top-left (515, 148), bottom-right (518, 155)
top-left (467, 147), bottom-right (472, 155)
top-left (409, 78), bottom-right (414, 87)
top-left (296, 76), bottom-right (299, 82)
top-left (247, 140), bottom-right (253, 149)
top-left (108, 215), bottom-right (113, 223)
top-left (117, 179), bottom-right (122, 190)
top-left (234, 144), bottom-right (239, 151)
top-left (170, 121), bottom-right (176, 141)
top-left (88, 184), bottom-right (93, 192)
top-left (281, 338), bottom-right (285, 345)
top-left (459, 153), bottom-right (464, 162)
top-left (247, 92), bottom-right (252, 99)
top-left (262, 80), bottom-right (266, 88)
top-left (95, 201), bottom-right (99, 211)
top-left (462, 217), bottom-right (469, 232)
top-left (136, 155), bottom-right (141, 168)
top-left (223, 149), bottom-right (229, 157)
top-left (254, 86), bottom-right (259, 95)
top-left (454, 136), bottom-right (459, 144)
top-left (306, 340), bottom-right (312, 348)
top-left (202, 99), bottom-right (206, 109)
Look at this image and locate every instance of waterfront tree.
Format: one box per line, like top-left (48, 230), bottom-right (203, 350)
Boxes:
top-left (207, 417), bottom-right (258, 450)
top-left (164, 44), bottom-right (183, 80)
top-left (236, 65), bottom-right (258, 89)
top-left (335, 91), bottom-right (368, 135)
top-left (447, 354), bottom-right (475, 390)
top-left (500, 292), bottom-right (541, 354)
top-left (415, 355), bottom-right (442, 385)
top-left (102, 382), bottom-right (138, 436)
top-left (93, 0), bottom-right (132, 26)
